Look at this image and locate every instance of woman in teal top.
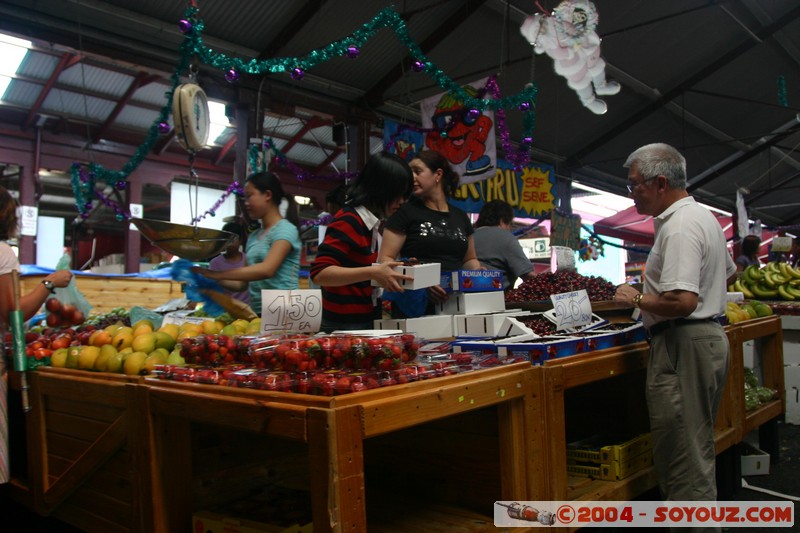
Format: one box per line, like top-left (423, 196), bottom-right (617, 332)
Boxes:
top-left (196, 172), bottom-right (301, 315)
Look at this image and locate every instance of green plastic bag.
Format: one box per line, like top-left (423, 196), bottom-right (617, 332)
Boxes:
top-left (130, 306), bottom-right (163, 330)
top-left (50, 253), bottom-right (92, 317)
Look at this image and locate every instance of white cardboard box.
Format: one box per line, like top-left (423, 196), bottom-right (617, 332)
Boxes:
top-left (434, 291), bottom-right (506, 316)
top-left (453, 311), bottom-right (532, 337)
top-left (374, 315), bottom-right (453, 340)
top-left (740, 442), bottom-right (770, 476)
top-left (371, 262), bottom-right (441, 290)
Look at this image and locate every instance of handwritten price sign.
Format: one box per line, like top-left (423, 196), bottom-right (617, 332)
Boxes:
top-left (260, 290), bottom-right (322, 334)
top-left (549, 289), bottom-right (592, 330)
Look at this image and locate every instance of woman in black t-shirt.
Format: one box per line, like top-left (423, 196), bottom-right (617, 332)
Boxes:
top-left (380, 150), bottom-right (481, 306)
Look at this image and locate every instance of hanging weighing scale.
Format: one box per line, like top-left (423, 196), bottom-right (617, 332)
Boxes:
top-left (133, 79), bottom-right (234, 261)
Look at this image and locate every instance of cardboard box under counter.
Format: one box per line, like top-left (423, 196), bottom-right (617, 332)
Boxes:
top-left (740, 442), bottom-right (770, 476)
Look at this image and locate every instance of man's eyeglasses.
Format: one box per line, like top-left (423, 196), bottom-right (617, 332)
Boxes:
top-left (626, 175), bottom-right (659, 193)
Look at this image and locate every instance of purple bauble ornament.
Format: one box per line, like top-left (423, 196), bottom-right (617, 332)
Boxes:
top-left (115, 180), bottom-right (128, 191)
top-left (522, 136), bottom-right (533, 145)
top-left (518, 101), bottom-right (531, 111)
top-left (158, 121), bottom-right (171, 134)
top-left (346, 46), bottom-right (360, 59)
top-left (412, 60), bottom-right (426, 72)
top-left (84, 202), bottom-right (93, 211)
top-left (290, 68), bottom-right (305, 80)
top-left (81, 212), bottom-right (90, 219)
top-left (224, 68), bottom-right (239, 83)
top-left (178, 19), bottom-right (193, 34)
top-left (465, 108), bottom-right (481, 122)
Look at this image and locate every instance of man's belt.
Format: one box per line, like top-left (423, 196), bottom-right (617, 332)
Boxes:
top-left (647, 317), bottom-right (718, 338)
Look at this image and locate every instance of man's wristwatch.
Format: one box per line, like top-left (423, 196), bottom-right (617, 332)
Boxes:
top-left (42, 280), bottom-right (57, 294)
top-left (632, 293), bottom-right (643, 308)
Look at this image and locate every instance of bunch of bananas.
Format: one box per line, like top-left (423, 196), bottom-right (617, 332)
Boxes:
top-left (730, 261), bottom-right (800, 300)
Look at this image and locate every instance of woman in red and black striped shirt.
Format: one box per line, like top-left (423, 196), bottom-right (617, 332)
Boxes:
top-left (311, 152), bottom-right (414, 332)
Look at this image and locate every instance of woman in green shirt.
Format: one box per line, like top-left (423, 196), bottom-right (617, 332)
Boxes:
top-left (196, 172), bottom-right (301, 315)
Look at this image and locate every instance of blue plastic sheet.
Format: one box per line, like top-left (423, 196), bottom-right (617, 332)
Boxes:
top-left (170, 259), bottom-right (227, 317)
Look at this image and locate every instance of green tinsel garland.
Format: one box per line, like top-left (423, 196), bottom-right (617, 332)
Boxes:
top-left (72, 4), bottom-right (539, 218)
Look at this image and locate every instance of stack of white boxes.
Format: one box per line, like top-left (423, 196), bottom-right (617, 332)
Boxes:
top-left (375, 268), bottom-right (529, 341)
top-left (441, 270), bottom-right (548, 337)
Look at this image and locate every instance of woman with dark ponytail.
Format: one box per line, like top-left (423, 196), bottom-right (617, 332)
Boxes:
top-left (311, 152), bottom-right (414, 331)
top-left (195, 172), bottom-right (301, 315)
top-left (380, 150), bottom-right (481, 311)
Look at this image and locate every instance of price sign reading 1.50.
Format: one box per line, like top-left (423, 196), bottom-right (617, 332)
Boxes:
top-left (260, 290), bottom-right (322, 334)
top-left (550, 289), bottom-right (592, 331)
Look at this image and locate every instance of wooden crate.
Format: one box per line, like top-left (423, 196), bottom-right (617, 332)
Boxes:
top-left (21, 274), bottom-right (183, 315)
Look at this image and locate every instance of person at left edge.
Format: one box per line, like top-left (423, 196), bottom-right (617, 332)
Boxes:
top-left (0, 185), bottom-right (73, 484)
top-left (311, 152), bottom-right (414, 332)
top-left (195, 172), bottom-right (301, 315)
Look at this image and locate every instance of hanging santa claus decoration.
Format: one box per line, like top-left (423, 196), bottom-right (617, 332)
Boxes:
top-left (520, 0), bottom-right (620, 114)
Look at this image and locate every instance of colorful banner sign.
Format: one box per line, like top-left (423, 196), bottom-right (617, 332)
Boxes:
top-left (450, 158), bottom-right (557, 217)
top-left (383, 118), bottom-right (424, 162)
top-left (420, 77), bottom-right (497, 185)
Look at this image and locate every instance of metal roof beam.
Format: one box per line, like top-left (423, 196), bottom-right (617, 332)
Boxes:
top-left (23, 52), bottom-right (82, 130)
top-left (92, 72), bottom-right (160, 144)
top-left (564, 4), bottom-right (800, 170)
top-left (360, 0), bottom-right (488, 109)
top-left (214, 134), bottom-right (237, 166)
top-left (281, 116), bottom-right (329, 154)
top-left (257, 0), bottom-right (329, 60)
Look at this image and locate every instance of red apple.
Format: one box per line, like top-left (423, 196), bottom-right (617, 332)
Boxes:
top-left (60, 303), bottom-right (76, 323)
top-left (46, 313), bottom-right (60, 327)
top-left (45, 298), bottom-right (62, 313)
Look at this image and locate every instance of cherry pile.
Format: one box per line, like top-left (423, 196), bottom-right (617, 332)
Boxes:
top-left (506, 270), bottom-right (616, 303)
top-left (517, 316), bottom-right (557, 336)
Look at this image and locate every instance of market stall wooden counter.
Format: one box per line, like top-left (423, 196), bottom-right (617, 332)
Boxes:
top-left (144, 362), bottom-right (544, 532)
top-left (9, 316), bottom-right (783, 532)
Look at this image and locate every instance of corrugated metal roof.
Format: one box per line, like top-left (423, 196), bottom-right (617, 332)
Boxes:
top-left (131, 81), bottom-right (172, 107)
top-left (2, 78), bottom-right (41, 107)
top-left (16, 49), bottom-right (59, 80)
top-left (116, 105), bottom-right (160, 130)
top-left (1, 0), bottom-right (799, 229)
top-left (58, 62), bottom-right (134, 97)
top-left (42, 89), bottom-right (115, 121)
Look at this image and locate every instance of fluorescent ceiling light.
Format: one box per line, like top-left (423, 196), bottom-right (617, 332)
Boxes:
top-left (207, 100), bottom-right (230, 144)
top-left (0, 33), bottom-right (31, 99)
top-left (295, 195), bottom-right (311, 206)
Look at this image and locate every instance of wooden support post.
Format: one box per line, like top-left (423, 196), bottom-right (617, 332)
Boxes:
top-left (307, 406), bottom-right (365, 533)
